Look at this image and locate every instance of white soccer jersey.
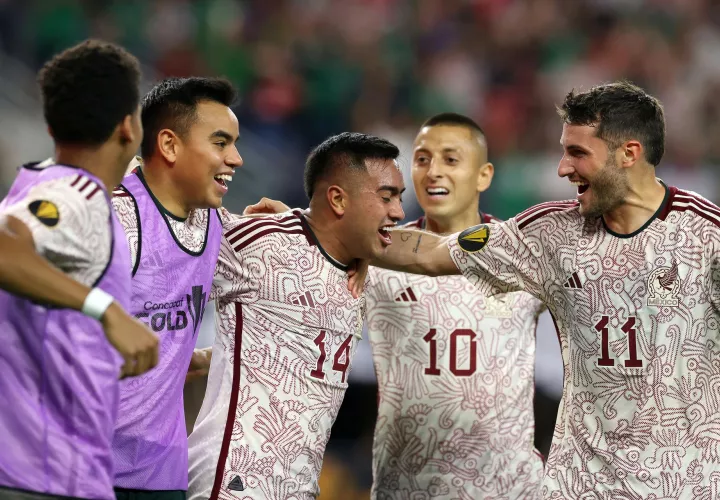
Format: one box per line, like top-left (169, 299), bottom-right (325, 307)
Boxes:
top-left (448, 184), bottom-right (720, 499)
top-left (0, 169), bottom-right (112, 286)
top-left (368, 216), bottom-right (545, 500)
top-left (187, 210), bottom-right (366, 500)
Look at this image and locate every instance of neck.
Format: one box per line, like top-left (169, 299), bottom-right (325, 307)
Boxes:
top-left (141, 158), bottom-right (191, 219)
top-left (424, 208), bottom-right (483, 235)
top-left (303, 207), bottom-right (352, 266)
top-left (602, 176), bottom-right (667, 235)
top-left (55, 144), bottom-right (123, 191)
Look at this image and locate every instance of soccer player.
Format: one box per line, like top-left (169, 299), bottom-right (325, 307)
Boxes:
top-left (187, 132), bottom-right (405, 500)
top-left (0, 40), bottom-right (159, 500)
top-left (366, 113), bottom-right (545, 499)
top-left (111, 77), bottom-right (242, 500)
top-left (368, 81), bottom-right (720, 498)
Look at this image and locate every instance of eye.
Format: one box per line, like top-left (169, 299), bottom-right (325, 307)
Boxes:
top-left (382, 197), bottom-right (391, 203)
top-left (215, 141), bottom-right (227, 148)
top-left (446, 157), bottom-right (459, 165)
top-left (415, 155), bottom-right (430, 165)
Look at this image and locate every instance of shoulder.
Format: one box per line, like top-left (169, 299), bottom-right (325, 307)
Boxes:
top-left (26, 172), bottom-right (110, 218)
top-left (222, 208), bottom-right (307, 253)
top-left (665, 187), bottom-right (720, 229)
top-left (514, 199), bottom-right (580, 231)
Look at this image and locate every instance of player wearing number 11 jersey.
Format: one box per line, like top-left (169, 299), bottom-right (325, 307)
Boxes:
top-left (187, 133), bottom-right (405, 500)
top-left (369, 82), bottom-right (720, 499)
top-left (367, 114), bottom-right (544, 500)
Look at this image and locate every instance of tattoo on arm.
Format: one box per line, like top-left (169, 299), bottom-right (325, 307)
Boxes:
top-left (412, 234), bottom-right (422, 253)
top-left (400, 232), bottom-right (412, 242)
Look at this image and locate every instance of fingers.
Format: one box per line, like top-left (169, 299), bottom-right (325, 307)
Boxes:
top-left (243, 197), bottom-right (290, 215)
top-left (118, 330), bottom-right (159, 379)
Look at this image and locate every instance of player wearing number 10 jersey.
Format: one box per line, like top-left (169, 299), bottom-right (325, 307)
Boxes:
top-left (367, 114), bottom-right (544, 499)
top-left (187, 132), bottom-right (405, 500)
top-left (370, 82), bottom-right (720, 499)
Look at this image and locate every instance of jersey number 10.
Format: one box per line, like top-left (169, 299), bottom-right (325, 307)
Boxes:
top-left (423, 328), bottom-right (477, 377)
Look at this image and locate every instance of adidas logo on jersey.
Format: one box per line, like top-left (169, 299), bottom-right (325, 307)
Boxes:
top-left (563, 272), bottom-right (582, 289)
top-left (395, 287), bottom-right (417, 302)
top-left (290, 290), bottom-right (316, 308)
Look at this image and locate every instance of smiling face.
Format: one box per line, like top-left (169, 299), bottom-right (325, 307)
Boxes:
top-left (412, 124), bottom-right (491, 222)
top-left (345, 158), bottom-right (406, 260)
top-left (558, 123), bottom-right (630, 219)
top-left (171, 100), bottom-right (243, 209)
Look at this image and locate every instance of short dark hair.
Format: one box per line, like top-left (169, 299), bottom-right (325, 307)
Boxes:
top-left (557, 81), bottom-right (665, 166)
top-left (140, 77), bottom-right (237, 158)
top-left (304, 132), bottom-right (400, 199)
top-left (38, 39), bottom-right (141, 145)
top-left (421, 112), bottom-right (486, 139)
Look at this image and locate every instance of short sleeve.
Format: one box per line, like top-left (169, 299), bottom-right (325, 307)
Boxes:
top-left (447, 218), bottom-right (548, 301)
top-left (0, 175), bottom-right (112, 287)
top-left (111, 189), bottom-right (139, 272)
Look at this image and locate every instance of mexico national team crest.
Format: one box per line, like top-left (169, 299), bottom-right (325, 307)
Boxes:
top-left (647, 260), bottom-right (680, 307)
top-left (458, 224), bottom-right (490, 253)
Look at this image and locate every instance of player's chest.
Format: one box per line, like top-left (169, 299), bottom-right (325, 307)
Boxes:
top-left (555, 225), bottom-right (707, 311)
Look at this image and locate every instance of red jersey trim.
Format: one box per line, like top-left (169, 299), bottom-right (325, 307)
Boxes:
top-left (669, 188), bottom-right (720, 228)
top-left (226, 216), bottom-right (304, 252)
top-left (210, 303), bottom-right (244, 500)
top-left (517, 201), bottom-right (578, 230)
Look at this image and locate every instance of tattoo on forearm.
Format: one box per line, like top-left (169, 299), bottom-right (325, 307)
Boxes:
top-left (400, 232), bottom-right (412, 242)
top-left (413, 234), bottom-right (422, 253)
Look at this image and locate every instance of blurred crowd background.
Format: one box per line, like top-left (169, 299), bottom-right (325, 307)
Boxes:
top-left (3, 0), bottom-right (720, 497)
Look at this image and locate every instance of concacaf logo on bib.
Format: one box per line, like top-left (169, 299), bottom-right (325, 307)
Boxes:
top-left (647, 259), bottom-right (680, 307)
top-left (458, 224), bottom-right (490, 253)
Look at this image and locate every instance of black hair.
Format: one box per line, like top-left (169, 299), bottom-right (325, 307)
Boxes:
top-left (304, 132), bottom-right (400, 199)
top-left (421, 112), bottom-right (486, 139)
top-left (38, 39), bottom-right (141, 145)
top-left (557, 81), bottom-right (666, 166)
top-left (140, 77), bottom-right (237, 158)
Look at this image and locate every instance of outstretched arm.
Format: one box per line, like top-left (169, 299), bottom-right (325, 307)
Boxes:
top-left (372, 228), bottom-right (460, 276)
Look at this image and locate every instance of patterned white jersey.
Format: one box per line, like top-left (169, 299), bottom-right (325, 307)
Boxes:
top-left (447, 185), bottom-right (720, 499)
top-left (368, 216), bottom-right (545, 500)
top-left (0, 169), bottom-right (112, 286)
top-left (187, 210), bottom-right (366, 500)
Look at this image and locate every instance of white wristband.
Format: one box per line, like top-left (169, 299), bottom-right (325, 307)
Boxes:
top-left (82, 288), bottom-right (115, 321)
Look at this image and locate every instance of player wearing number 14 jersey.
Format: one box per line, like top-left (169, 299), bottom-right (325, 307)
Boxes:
top-left (370, 82), bottom-right (720, 499)
top-left (187, 133), bottom-right (405, 500)
top-left (367, 114), bottom-right (544, 499)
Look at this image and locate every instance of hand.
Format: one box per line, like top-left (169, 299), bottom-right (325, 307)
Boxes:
top-left (347, 259), bottom-right (369, 299)
top-left (186, 347), bottom-right (212, 383)
top-left (243, 197), bottom-right (290, 215)
top-left (102, 303), bottom-right (159, 378)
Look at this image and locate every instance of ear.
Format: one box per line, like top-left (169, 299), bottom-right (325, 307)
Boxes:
top-left (156, 129), bottom-right (180, 164)
top-left (117, 113), bottom-right (140, 146)
top-left (476, 162), bottom-right (494, 193)
top-left (621, 140), bottom-right (642, 168)
top-left (326, 185), bottom-right (348, 217)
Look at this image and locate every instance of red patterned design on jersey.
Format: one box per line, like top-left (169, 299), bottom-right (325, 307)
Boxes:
top-left (187, 211), bottom-right (365, 500)
top-left (448, 186), bottom-right (720, 499)
top-left (368, 217), bottom-right (545, 500)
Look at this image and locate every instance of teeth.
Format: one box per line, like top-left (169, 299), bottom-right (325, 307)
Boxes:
top-left (427, 187), bottom-right (449, 195)
top-left (215, 174), bottom-right (232, 183)
top-left (570, 181), bottom-right (587, 186)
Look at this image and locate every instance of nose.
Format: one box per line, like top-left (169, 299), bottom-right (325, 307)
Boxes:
top-left (389, 199), bottom-right (405, 223)
top-left (557, 155), bottom-right (573, 178)
top-left (227, 145), bottom-right (243, 169)
top-left (426, 158), bottom-right (442, 180)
